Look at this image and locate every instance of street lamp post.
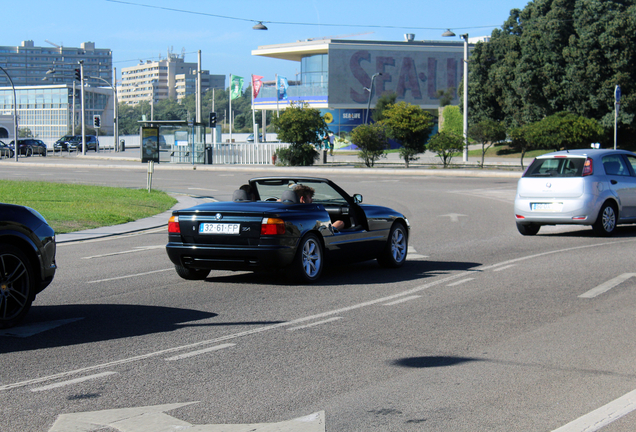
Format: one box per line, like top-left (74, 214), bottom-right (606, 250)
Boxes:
top-left (365, 72), bottom-right (382, 124)
top-left (0, 66), bottom-right (19, 162)
top-left (442, 30), bottom-right (469, 162)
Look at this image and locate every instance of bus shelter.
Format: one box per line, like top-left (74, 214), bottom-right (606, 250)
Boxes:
top-left (139, 120), bottom-right (207, 164)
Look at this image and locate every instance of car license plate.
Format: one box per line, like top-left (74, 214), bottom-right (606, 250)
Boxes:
top-left (531, 203), bottom-right (563, 211)
top-left (199, 223), bottom-right (240, 234)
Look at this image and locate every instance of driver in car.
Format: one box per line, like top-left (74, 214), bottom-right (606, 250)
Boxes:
top-left (294, 185), bottom-right (344, 231)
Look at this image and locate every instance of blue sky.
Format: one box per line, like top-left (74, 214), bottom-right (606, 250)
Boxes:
top-left (6, 0), bottom-right (530, 85)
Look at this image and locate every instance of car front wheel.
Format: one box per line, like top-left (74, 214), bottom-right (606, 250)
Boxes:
top-left (592, 202), bottom-right (617, 236)
top-left (0, 245), bottom-right (36, 329)
top-left (290, 233), bottom-right (323, 283)
top-left (175, 265), bottom-right (209, 280)
top-left (378, 222), bottom-right (408, 268)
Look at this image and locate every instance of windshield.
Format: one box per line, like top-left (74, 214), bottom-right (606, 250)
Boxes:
top-left (252, 179), bottom-right (348, 204)
top-left (524, 157), bottom-right (585, 177)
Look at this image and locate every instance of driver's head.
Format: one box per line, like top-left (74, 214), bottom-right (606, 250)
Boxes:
top-left (294, 185), bottom-right (315, 204)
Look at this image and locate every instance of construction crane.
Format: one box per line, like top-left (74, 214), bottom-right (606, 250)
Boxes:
top-left (45, 40), bottom-right (61, 48)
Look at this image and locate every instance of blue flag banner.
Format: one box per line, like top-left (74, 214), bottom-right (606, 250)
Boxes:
top-left (277, 76), bottom-right (288, 101)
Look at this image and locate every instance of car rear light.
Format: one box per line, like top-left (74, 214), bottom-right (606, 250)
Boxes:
top-left (168, 215), bottom-right (180, 233)
top-left (582, 158), bottom-right (593, 176)
top-left (261, 217), bottom-right (285, 235)
top-left (515, 214), bottom-right (525, 219)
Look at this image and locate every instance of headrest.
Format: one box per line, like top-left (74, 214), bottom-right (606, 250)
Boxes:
top-left (280, 190), bottom-right (299, 203)
top-left (232, 189), bottom-right (250, 201)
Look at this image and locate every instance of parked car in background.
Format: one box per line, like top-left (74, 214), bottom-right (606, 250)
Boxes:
top-left (53, 135), bottom-right (74, 151)
top-left (8, 139), bottom-right (34, 156)
top-left (0, 203), bottom-right (57, 328)
top-left (514, 149), bottom-right (636, 236)
top-left (166, 176), bottom-right (409, 283)
top-left (246, 134), bottom-right (264, 143)
top-left (0, 140), bottom-right (14, 158)
top-left (23, 139), bottom-right (47, 156)
top-left (54, 135), bottom-right (99, 152)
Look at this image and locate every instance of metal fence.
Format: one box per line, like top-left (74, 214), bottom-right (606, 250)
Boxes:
top-left (208, 142), bottom-right (290, 165)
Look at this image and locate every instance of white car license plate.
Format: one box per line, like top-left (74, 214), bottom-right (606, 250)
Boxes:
top-left (531, 203), bottom-right (563, 212)
top-left (199, 223), bottom-right (240, 234)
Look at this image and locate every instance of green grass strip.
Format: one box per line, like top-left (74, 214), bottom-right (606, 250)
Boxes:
top-left (0, 180), bottom-right (177, 234)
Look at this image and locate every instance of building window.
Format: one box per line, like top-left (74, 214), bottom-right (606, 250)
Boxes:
top-left (301, 54), bottom-right (328, 86)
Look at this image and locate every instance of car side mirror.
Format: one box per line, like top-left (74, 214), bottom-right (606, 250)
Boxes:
top-left (353, 193), bottom-right (363, 204)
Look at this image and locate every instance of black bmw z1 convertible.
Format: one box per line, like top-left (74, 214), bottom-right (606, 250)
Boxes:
top-left (166, 177), bottom-right (410, 283)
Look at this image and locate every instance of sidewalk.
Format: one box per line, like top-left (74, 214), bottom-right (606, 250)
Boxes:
top-left (2, 146), bottom-right (524, 178)
top-left (55, 194), bottom-right (210, 244)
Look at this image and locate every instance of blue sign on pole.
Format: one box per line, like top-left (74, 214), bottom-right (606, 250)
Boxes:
top-left (615, 85), bottom-right (622, 103)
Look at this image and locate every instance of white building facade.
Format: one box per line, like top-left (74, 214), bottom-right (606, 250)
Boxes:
top-left (119, 53), bottom-right (224, 105)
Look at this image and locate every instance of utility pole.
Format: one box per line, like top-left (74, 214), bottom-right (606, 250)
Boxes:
top-left (114, 67), bottom-right (119, 152)
top-left (80, 60), bottom-right (86, 155)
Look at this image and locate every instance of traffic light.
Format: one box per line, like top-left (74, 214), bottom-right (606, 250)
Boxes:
top-left (209, 112), bottom-right (217, 128)
top-left (74, 68), bottom-right (81, 81)
top-left (93, 115), bottom-right (101, 129)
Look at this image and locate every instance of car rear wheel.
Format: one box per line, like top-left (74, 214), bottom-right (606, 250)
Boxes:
top-left (0, 245), bottom-right (35, 329)
top-left (290, 233), bottom-right (323, 283)
top-left (516, 222), bottom-right (541, 236)
top-left (378, 222), bottom-right (408, 268)
top-left (175, 265), bottom-right (209, 280)
top-left (592, 202), bottom-right (617, 236)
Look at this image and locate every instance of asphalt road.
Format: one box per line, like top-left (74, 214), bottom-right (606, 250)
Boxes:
top-left (2, 160), bottom-right (636, 431)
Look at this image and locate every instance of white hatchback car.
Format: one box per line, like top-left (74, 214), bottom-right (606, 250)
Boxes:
top-left (514, 149), bottom-right (636, 236)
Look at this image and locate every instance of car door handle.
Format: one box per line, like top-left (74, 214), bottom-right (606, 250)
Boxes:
top-left (611, 180), bottom-right (618, 185)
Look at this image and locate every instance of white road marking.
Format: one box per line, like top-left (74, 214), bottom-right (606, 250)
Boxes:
top-left (87, 268), bottom-right (173, 284)
top-left (32, 372), bottom-right (116, 392)
top-left (49, 404), bottom-right (325, 432)
top-left (383, 295), bottom-right (421, 306)
top-left (0, 318), bottom-right (84, 338)
top-left (447, 278), bottom-right (475, 287)
top-left (551, 388), bottom-right (636, 432)
top-left (407, 246), bottom-right (427, 260)
top-left (5, 238), bottom-right (636, 393)
top-left (287, 317), bottom-right (342, 331)
top-left (407, 254), bottom-right (428, 260)
top-left (188, 187), bottom-right (218, 191)
top-left (579, 273), bottom-right (636, 298)
top-left (493, 264), bottom-right (516, 272)
top-left (439, 213), bottom-right (468, 222)
top-left (82, 245), bottom-right (165, 259)
top-left (165, 343), bottom-right (235, 361)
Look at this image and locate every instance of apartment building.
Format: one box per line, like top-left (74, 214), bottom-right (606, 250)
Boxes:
top-left (0, 40), bottom-right (112, 87)
top-left (119, 53), bottom-right (224, 105)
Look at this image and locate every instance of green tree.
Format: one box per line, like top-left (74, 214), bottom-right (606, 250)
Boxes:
top-left (350, 123), bottom-right (389, 167)
top-left (441, 105), bottom-right (463, 137)
top-left (436, 87), bottom-right (456, 107)
top-left (271, 103), bottom-right (326, 166)
top-left (508, 125), bottom-right (534, 169)
top-left (468, 119), bottom-right (507, 167)
top-left (525, 112), bottom-right (603, 151)
top-left (371, 92), bottom-right (397, 123)
top-left (427, 131), bottom-right (464, 168)
top-left (380, 101), bottom-right (435, 168)
top-left (469, 0), bottom-right (636, 145)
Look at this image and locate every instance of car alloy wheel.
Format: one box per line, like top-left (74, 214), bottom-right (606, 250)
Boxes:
top-left (592, 202), bottom-right (617, 236)
top-left (0, 245), bottom-right (35, 329)
top-left (378, 222), bottom-right (408, 268)
top-left (291, 233), bottom-right (323, 283)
